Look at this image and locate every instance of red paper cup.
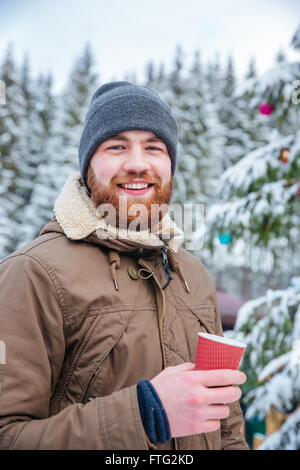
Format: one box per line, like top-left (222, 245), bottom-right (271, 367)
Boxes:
top-left (195, 333), bottom-right (246, 370)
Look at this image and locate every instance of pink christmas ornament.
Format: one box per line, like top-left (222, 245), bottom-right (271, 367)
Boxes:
top-left (259, 103), bottom-right (274, 115)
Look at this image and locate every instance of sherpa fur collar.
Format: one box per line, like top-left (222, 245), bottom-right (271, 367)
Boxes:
top-left (54, 172), bottom-right (184, 253)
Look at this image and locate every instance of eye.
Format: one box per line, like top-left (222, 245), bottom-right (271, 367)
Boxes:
top-left (107, 145), bottom-right (124, 150)
top-left (147, 146), bottom-right (162, 151)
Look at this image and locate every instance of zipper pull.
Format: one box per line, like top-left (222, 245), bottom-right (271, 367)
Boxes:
top-left (161, 246), bottom-right (173, 290)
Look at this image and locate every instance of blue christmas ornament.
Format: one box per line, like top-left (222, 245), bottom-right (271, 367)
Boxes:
top-left (218, 233), bottom-right (231, 245)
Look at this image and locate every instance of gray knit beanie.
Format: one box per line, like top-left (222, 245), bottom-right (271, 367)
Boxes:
top-left (79, 81), bottom-right (178, 190)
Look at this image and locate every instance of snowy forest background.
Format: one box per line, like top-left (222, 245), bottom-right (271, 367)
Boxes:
top-left (1, 36), bottom-right (299, 299)
top-left (0, 25), bottom-right (300, 449)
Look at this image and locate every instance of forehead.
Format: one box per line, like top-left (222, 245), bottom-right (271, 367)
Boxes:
top-left (105, 130), bottom-right (164, 142)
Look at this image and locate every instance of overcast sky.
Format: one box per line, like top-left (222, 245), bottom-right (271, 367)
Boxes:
top-left (0, 0), bottom-right (299, 93)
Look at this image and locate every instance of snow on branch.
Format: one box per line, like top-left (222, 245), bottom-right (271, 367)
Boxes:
top-left (291, 25), bottom-right (300, 51)
top-left (219, 134), bottom-right (297, 199)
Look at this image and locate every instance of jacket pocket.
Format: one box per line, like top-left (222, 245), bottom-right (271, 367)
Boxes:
top-left (50, 306), bottom-right (135, 412)
top-left (178, 304), bottom-right (215, 334)
top-left (187, 304), bottom-right (216, 334)
top-left (175, 304), bottom-right (216, 363)
top-left (78, 307), bottom-right (135, 403)
top-left (50, 313), bottom-right (102, 414)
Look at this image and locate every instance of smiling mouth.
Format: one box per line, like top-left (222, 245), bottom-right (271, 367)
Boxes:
top-left (117, 183), bottom-right (154, 190)
top-left (116, 182), bottom-right (155, 195)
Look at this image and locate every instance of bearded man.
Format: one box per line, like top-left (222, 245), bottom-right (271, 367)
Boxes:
top-left (0, 82), bottom-right (248, 450)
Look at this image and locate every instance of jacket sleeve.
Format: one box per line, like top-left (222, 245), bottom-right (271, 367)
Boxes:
top-left (0, 254), bottom-right (148, 450)
top-left (214, 302), bottom-right (249, 450)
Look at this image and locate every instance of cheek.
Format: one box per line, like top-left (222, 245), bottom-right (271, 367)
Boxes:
top-left (91, 156), bottom-right (117, 185)
top-left (155, 158), bottom-right (172, 184)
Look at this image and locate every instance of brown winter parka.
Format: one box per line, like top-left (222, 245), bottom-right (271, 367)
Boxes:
top-left (0, 173), bottom-right (248, 450)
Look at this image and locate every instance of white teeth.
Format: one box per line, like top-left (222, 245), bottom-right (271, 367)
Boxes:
top-left (122, 183), bottom-right (150, 189)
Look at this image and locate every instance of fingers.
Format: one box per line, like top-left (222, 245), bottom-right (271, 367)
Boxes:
top-left (169, 362), bottom-right (196, 373)
top-left (198, 420), bottom-right (221, 433)
top-left (186, 369), bottom-right (246, 387)
top-left (205, 404), bottom-right (230, 420)
top-left (206, 385), bottom-right (242, 404)
top-left (188, 384), bottom-right (242, 407)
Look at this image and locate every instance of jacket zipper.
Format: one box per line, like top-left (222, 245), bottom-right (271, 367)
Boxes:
top-left (161, 245), bottom-right (174, 290)
top-left (137, 257), bottom-right (166, 368)
top-left (138, 255), bottom-right (178, 450)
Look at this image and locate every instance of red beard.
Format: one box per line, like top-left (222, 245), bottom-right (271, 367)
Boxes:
top-left (86, 166), bottom-right (173, 231)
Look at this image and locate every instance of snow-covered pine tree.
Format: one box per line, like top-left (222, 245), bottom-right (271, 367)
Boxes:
top-left (217, 55), bottom-right (271, 170)
top-left (0, 45), bottom-right (27, 257)
top-left (10, 57), bottom-right (58, 250)
top-left (16, 56), bottom-right (49, 205)
top-left (144, 60), bottom-right (156, 87)
top-left (228, 277), bottom-right (300, 449)
top-left (223, 26), bottom-right (300, 449)
top-left (235, 57), bottom-right (270, 158)
top-left (219, 56), bottom-right (241, 167)
top-left (291, 25), bottom-right (300, 50)
top-left (195, 31), bottom-right (300, 285)
top-left (174, 49), bottom-right (224, 203)
top-left (21, 44), bottom-right (99, 243)
top-left (159, 45), bottom-right (189, 202)
top-left (205, 55), bottom-right (243, 171)
top-left (50, 42), bottom-right (98, 198)
top-left (17, 71), bottom-right (57, 246)
top-left (205, 53), bottom-right (223, 108)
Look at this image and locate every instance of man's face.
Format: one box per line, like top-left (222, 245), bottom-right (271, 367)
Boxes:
top-left (87, 130), bottom-right (173, 230)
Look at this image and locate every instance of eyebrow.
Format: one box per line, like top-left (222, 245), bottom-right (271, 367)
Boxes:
top-left (105, 134), bottom-right (165, 144)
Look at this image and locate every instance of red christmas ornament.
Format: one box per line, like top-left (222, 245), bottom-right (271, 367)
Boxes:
top-left (259, 103), bottom-right (274, 115)
top-left (279, 148), bottom-right (289, 164)
top-left (298, 185), bottom-right (300, 197)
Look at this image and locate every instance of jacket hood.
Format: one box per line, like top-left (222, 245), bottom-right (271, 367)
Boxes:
top-left (41, 172), bottom-right (184, 254)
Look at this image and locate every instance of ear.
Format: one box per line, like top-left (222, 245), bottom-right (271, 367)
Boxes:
top-left (85, 165), bottom-right (94, 196)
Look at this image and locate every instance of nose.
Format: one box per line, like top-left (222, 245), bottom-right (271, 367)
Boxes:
top-left (121, 145), bottom-right (152, 175)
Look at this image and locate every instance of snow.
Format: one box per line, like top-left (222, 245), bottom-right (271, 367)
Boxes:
top-left (258, 408), bottom-right (300, 450)
top-left (258, 63), bottom-right (297, 91)
top-left (0, 24), bottom-right (299, 450)
top-left (292, 26), bottom-right (300, 50)
top-left (219, 134), bottom-right (294, 197)
top-left (258, 351), bottom-right (292, 382)
top-left (232, 278), bottom-right (300, 448)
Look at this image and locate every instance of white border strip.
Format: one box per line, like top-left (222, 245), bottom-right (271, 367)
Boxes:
top-left (0, 340), bottom-right (6, 364)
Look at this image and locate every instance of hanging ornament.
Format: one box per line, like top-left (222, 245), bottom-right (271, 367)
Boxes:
top-left (218, 233), bottom-right (232, 245)
top-left (258, 103), bottom-right (274, 115)
top-left (279, 147), bottom-right (290, 164)
top-left (298, 185), bottom-right (300, 197)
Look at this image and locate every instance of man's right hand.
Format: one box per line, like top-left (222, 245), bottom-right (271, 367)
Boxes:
top-left (150, 362), bottom-right (246, 438)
